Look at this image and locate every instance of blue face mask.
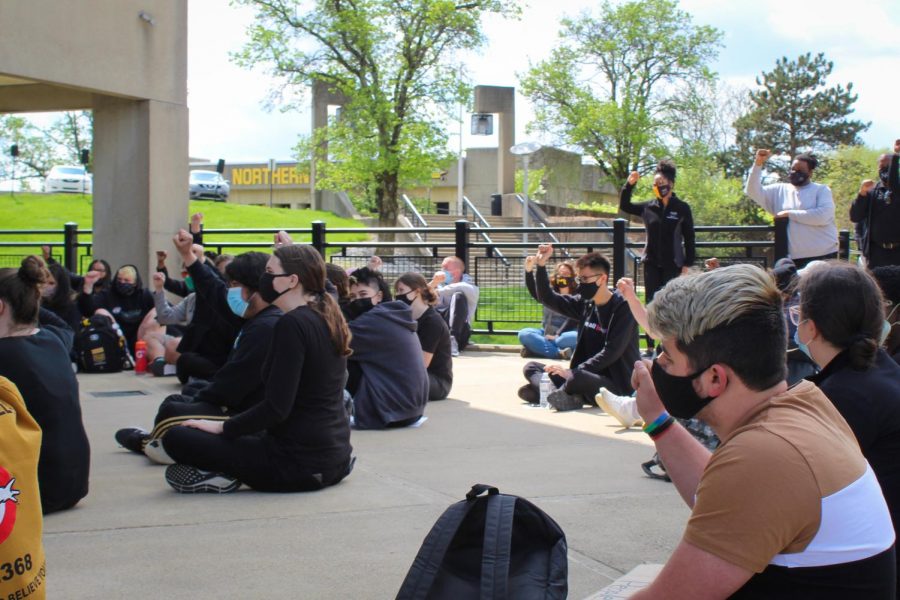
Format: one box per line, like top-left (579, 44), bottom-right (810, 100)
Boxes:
top-left (227, 286), bottom-right (249, 318)
top-left (880, 320), bottom-right (892, 345)
top-left (793, 327), bottom-right (814, 362)
top-left (442, 270), bottom-right (454, 284)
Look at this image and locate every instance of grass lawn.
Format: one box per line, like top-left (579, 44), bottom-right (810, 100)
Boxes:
top-left (0, 193), bottom-right (368, 270)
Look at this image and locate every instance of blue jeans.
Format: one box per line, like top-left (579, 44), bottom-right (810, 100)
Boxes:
top-left (518, 328), bottom-right (577, 359)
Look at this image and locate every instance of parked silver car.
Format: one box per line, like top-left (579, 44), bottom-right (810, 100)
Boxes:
top-left (189, 170), bottom-right (229, 201)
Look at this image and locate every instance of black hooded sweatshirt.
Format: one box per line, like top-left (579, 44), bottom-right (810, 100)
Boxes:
top-left (348, 301), bottom-right (429, 429)
top-left (77, 264), bottom-right (154, 351)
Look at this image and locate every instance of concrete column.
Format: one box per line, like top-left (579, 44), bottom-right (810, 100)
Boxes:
top-left (93, 97), bottom-right (188, 279)
top-left (473, 85), bottom-right (516, 195)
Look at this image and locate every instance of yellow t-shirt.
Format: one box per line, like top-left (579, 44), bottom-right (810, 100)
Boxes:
top-left (0, 376), bottom-right (46, 599)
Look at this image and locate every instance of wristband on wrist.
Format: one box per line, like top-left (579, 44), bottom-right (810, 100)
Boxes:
top-left (642, 411), bottom-right (670, 435)
top-left (648, 416), bottom-right (676, 440)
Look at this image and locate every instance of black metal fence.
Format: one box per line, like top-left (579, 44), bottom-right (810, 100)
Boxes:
top-left (0, 219), bottom-right (854, 335)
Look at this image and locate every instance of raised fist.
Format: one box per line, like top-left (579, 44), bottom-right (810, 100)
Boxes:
top-left (367, 255), bottom-right (383, 271)
top-left (627, 171), bottom-right (640, 186)
top-left (754, 149), bottom-right (772, 166)
top-left (535, 244), bottom-right (553, 267)
top-left (860, 179), bottom-right (876, 196)
top-left (190, 212), bottom-right (204, 233)
top-left (525, 255), bottom-right (536, 273)
top-left (151, 271), bottom-right (166, 291)
top-left (616, 277), bottom-right (637, 301)
top-left (41, 245), bottom-right (52, 261)
top-left (173, 229), bottom-right (194, 255)
top-left (274, 230), bottom-right (293, 248)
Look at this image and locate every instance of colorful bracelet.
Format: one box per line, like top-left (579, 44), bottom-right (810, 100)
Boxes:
top-left (648, 416), bottom-right (676, 440)
top-left (642, 411), bottom-right (670, 435)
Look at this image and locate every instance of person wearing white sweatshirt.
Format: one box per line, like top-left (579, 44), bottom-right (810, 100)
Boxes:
top-left (745, 149), bottom-right (838, 268)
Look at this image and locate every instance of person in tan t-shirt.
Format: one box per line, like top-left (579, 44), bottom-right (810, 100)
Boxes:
top-left (625, 264), bottom-right (895, 599)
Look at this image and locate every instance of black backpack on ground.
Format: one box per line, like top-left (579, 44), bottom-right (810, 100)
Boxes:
top-left (75, 315), bottom-right (128, 373)
top-left (396, 484), bottom-right (568, 600)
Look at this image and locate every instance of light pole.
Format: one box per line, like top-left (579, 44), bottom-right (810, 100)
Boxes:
top-left (509, 142), bottom-right (541, 251)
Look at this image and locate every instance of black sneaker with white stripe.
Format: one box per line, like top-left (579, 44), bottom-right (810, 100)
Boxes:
top-left (165, 464), bottom-right (241, 494)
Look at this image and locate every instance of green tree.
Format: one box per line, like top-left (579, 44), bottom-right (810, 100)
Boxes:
top-left (233, 0), bottom-right (518, 226)
top-left (519, 0), bottom-right (722, 186)
top-left (733, 52), bottom-right (870, 175)
top-left (817, 144), bottom-right (885, 231)
top-left (0, 111), bottom-right (93, 188)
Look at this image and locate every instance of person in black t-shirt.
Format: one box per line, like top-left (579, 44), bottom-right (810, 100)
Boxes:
top-left (520, 246), bottom-right (640, 411)
top-left (620, 159), bottom-right (695, 354)
top-left (395, 272), bottom-right (453, 401)
top-left (0, 256), bottom-right (90, 513)
top-left (796, 261), bottom-right (900, 590)
top-left (161, 234), bottom-right (353, 493)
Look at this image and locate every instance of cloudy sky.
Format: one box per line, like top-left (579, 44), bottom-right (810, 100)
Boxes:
top-left (186, 0), bottom-right (900, 164)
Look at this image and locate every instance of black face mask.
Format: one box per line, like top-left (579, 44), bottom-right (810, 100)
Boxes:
top-left (788, 170), bottom-right (809, 186)
top-left (650, 359), bottom-right (715, 419)
top-left (576, 281), bottom-right (599, 299)
top-left (258, 273), bottom-right (292, 304)
top-left (346, 297), bottom-right (375, 319)
top-left (656, 184), bottom-right (672, 198)
top-left (396, 292), bottom-right (415, 306)
top-left (880, 167), bottom-right (890, 184)
top-left (115, 282), bottom-right (136, 296)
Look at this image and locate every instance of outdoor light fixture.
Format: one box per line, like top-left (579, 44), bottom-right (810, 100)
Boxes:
top-left (138, 11), bottom-right (157, 26)
top-left (510, 142), bottom-right (542, 248)
top-left (471, 114), bottom-right (493, 136)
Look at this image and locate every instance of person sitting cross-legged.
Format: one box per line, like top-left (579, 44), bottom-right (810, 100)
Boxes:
top-left (430, 256), bottom-right (479, 356)
top-left (345, 267), bottom-right (429, 429)
top-left (114, 251), bottom-right (280, 462)
top-left (519, 244), bottom-right (640, 411)
top-left (159, 240), bottom-right (354, 493)
top-left (395, 272), bottom-right (453, 401)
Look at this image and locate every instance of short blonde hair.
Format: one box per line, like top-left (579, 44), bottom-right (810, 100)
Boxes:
top-left (647, 264), bottom-right (786, 389)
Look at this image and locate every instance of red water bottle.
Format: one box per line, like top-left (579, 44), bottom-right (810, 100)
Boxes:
top-left (134, 340), bottom-right (148, 374)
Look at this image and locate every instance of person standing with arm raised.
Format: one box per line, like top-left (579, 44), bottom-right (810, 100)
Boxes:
top-left (619, 160), bottom-right (695, 356)
top-left (745, 149), bottom-right (838, 269)
top-left (850, 139), bottom-right (900, 268)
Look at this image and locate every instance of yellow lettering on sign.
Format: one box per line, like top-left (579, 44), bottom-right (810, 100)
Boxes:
top-left (230, 166), bottom-right (310, 187)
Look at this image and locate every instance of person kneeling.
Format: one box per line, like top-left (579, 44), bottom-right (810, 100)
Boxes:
top-left (345, 267), bottom-right (429, 428)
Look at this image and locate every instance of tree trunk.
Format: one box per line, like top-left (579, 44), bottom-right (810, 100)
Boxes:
top-left (375, 171), bottom-right (400, 255)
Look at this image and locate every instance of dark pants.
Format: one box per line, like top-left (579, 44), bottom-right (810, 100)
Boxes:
top-left (437, 292), bottom-right (472, 349)
top-left (792, 252), bottom-right (838, 270)
top-left (522, 361), bottom-right (612, 406)
top-left (175, 352), bottom-right (221, 385)
top-left (151, 394), bottom-right (231, 440)
top-left (643, 262), bottom-right (680, 349)
top-left (868, 244), bottom-right (900, 269)
top-left (162, 427), bottom-right (352, 492)
top-left (427, 373), bottom-right (452, 401)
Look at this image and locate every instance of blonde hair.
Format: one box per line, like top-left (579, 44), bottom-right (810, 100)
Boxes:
top-left (647, 264), bottom-right (786, 389)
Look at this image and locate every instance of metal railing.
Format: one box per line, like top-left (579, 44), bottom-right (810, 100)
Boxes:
top-left (0, 218), bottom-right (854, 335)
top-left (462, 195), bottom-right (507, 265)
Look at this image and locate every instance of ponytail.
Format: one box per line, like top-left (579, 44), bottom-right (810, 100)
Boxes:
top-left (0, 256), bottom-right (49, 325)
top-left (309, 291), bottom-right (353, 357)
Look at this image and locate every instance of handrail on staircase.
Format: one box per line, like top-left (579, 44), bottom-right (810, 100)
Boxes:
top-left (463, 196), bottom-right (508, 265)
top-left (400, 194), bottom-right (431, 253)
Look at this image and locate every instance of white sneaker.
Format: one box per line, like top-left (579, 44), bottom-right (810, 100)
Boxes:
top-left (595, 388), bottom-right (644, 429)
top-left (143, 438), bottom-right (176, 465)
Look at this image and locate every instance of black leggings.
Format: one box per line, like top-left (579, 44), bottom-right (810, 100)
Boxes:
top-left (162, 427), bottom-right (352, 493)
top-left (643, 262), bottom-right (680, 348)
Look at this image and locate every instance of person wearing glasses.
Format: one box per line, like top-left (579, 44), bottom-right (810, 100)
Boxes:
top-left (792, 261), bottom-right (900, 591)
top-left (517, 244), bottom-right (640, 411)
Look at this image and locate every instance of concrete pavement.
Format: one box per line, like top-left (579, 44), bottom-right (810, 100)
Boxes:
top-left (44, 352), bottom-right (686, 599)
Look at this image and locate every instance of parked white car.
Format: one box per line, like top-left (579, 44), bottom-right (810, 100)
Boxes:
top-left (45, 165), bottom-right (92, 194)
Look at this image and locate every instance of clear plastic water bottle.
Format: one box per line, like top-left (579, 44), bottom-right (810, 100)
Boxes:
top-left (539, 373), bottom-right (553, 409)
